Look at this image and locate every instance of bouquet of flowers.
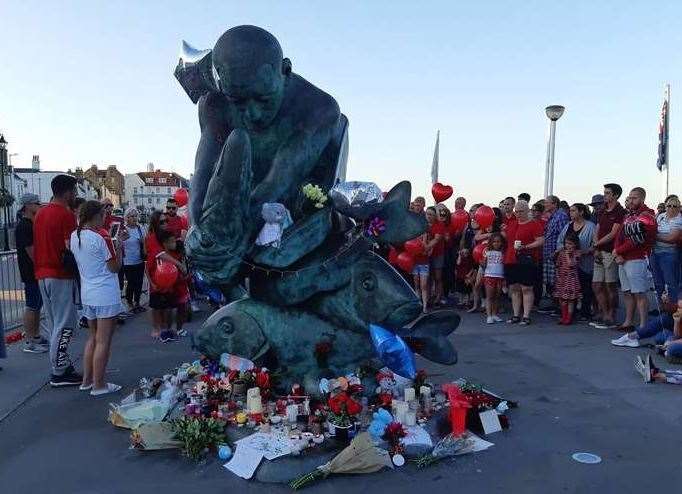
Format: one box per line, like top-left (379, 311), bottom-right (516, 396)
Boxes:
top-left (302, 183), bottom-right (328, 209)
top-left (327, 391), bottom-right (362, 427)
top-left (171, 416), bottom-right (226, 461)
top-left (381, 421), bottom-right (407, 456)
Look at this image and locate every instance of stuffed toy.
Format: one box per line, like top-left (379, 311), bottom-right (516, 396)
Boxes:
top-left (255, 203), bottom-right (293, 248)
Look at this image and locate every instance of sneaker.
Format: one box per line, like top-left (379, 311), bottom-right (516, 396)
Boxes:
top-left (90, 383), bottom-right (122, 396)
top-left (79, 317), bottom-right (90, 329)
top-left (611, 334), bottom-right (640, 348)
top-left (594, 320), bottom-right (617, 329)
top-left (177, 328), bottom-right (188, 337)
top-left (159, 330), bottom-right (176, 343)
top-left (519, 317), bottom-right (531, 326)
top-left (634, 356), bottom-right (652, 383)
top-left (50, 367), bottom-right (83, 387)
top-left (492, 315), bottom-right (504, 322)
top-left (486, 316), bottom-right (495, 324)
top-left (507, 316), bottom-right (521, 324)
top-left (23, 339), bottom-right (49, 354)
top-left (588, 318), bottom-right (603, 327)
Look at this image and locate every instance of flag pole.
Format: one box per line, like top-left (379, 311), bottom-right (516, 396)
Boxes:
top-left (666, 84), bottom-right (670, 198)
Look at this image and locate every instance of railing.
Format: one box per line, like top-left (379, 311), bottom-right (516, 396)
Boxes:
top-left (0, 250), bottom-right (23, 332)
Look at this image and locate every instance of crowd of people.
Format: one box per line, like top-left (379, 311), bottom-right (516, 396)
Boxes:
top-left (404, 183), bottom-right (682, 380)
top-left (1, 174), bottom-right (192, 394)
top-left (2, 174), bottom-right (681, 387)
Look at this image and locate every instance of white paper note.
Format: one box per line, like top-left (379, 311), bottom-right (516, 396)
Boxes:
top-left (224, 445), bottom-right (264, 479)
top-left (479, 410), bottom-right (502, 435)
top-left (402, 425), bottom-right (433, 447)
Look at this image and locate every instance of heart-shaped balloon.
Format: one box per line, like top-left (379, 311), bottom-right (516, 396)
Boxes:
top-left (396, 252), bottom-right (416, 273)
top-left (403, 238), bottom-right (425, 257)
top-left (431, 183), bottom-right (453, 203)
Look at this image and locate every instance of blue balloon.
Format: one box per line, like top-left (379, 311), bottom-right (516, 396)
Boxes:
top-left (218, 444), bottom-right (232, 461)
top-left (368, 408), bottom-right (394, 439)
top-left (369, 324), bottom-right (417, 379)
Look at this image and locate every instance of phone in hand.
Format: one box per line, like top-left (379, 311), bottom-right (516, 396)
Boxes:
top-left (109, 222), bottom-right (121, 239)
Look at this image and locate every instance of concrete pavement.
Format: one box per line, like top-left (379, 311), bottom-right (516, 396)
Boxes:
top-left (1, 306), bottom-right (681, 494)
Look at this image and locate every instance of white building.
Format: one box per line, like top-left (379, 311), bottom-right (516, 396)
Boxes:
top-left (123, 163), bottom-right (189, 213)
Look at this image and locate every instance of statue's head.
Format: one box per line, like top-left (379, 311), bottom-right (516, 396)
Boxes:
top-left (213, 25), bottom-right (291, 131)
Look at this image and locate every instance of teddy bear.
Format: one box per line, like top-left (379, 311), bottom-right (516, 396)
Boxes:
top-left (255, 203), bottom-right (293, 249)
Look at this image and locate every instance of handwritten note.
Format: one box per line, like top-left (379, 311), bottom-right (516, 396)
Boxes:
top-left (224, 444), bottom-right (264, 479)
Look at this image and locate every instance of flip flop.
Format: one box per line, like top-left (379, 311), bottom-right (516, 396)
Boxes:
top-left (79, 383), bottom-right (93, 391)
top-left (90, 383), bottom-right (122, 396)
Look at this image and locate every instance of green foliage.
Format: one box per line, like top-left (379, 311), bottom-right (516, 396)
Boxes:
top-left (171, 416), bottom-right (226, 461)
top-left (0, 188), bottom-right (14, 208)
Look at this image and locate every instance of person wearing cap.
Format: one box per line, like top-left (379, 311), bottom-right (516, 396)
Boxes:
top-left (590, 183), bottom-right (625, 329)
top-left (15, 193), bottom-right (49, 354)
top-left (588, 194), bottom-right (604, 223)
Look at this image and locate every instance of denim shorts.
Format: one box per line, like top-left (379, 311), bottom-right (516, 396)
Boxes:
top-left (24, 280), bottom-right (43, 312)
top-left (412, 264), bottom-right (430, 276)
top-left (82, 303), bottom-right (124, 320)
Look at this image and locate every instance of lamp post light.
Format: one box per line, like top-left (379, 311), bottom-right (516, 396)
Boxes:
top-left (0, 134), bottom-right (10, 250)
top-left (544, 105), bottom-right (565, 197)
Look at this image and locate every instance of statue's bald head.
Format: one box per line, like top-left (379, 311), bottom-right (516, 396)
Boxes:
top-left (212, 26), bottom-right (291, 130)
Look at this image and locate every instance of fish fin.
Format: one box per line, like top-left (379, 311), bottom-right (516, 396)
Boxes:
top-left (402, 310), bottom-right (459, 365)
top-left (375, 181), bottom-right (427, 244)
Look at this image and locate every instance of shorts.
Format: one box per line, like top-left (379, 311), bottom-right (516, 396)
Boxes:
top-left (82, 303), bottom-right (124, 320)
top-left (505, 263), bottom-right (538, 287)
top-left (24, 280), bottom-right (43, 312)
top-left (483, 276), bottom-right (504, 290)
top-left (430, 255), bottom-right (445, 270)
top-left (618, 259), bottom-right (652, 294)
top-left (412, 264), bottom-right (430, 276)
top-left (593, 251), bottom-right (619, 283)
top-left (150, 291), bottom-right (176, 310)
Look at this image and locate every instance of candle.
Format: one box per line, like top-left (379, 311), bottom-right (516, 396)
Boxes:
top-left (419, 386), bottom-right (431, 398)
top-left (393, 400), bottom-right (409, 424)
top-left (404, 387), bottom-right (416, 402)
top-left (246, 387), bottom-right (263, 414)
top-left (286, 404), bottom-right (298, 424)
top-left (405, 411), bottom-right (417, 426)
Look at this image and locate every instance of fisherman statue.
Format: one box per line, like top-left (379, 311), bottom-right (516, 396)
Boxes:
top-left (176, 25), bottom-right (459, 390)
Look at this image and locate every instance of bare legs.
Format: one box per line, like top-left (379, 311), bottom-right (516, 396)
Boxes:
top-left (510, 284), bottom-right (522, 317)
top-left (622, 292), bottom-right (635, 327)
top-left (521, 285), bottom-right (534, 319)
top-left (485, 284), bottom-right (501, 319)
top-left (83, 317), bottom-right (116, 390)
top-left (23, 309), bottom-right (40, 339)
top-left (433, 269), bottom-right (444, 304)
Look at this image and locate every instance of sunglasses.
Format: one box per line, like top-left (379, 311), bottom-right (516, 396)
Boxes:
top-left (166, 206), bottom-right (177, 211)
top-left (667, 204), bottom-right (680, 208)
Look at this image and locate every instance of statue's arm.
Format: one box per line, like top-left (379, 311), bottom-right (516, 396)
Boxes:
top-left (190, 93), bottom-right (230, 223)
top-left (251, 102), bottom-right (340, 208)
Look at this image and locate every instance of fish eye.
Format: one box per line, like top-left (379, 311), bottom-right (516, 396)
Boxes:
top-left (361, 275), bottom-right (375, 291)
top-left (219, 321), bottom-right (235, 335)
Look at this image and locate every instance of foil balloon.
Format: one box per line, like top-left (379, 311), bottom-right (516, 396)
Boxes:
top-left (369, 324), bottom-right (417, 379)
top-left (330, 181), bottom-right (384, 220)
top-left (193, 272), bottom-right (225, 305)
top-left (174, 40), bottom-right (219, 104)
top-left (431, 183), bottom-right (453, 204)
top-left (388, 247), bottom-right (401, 266)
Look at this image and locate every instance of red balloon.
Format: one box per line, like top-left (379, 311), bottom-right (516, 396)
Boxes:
top-left (472, 241), bottom-right (488, 264)
top-left (431, 183), bottom-right (454, 204)
top-left (174, 188), bottom-right (189, 207)
top-left (154, 260), bottom-right (179, 290)
top-left (474, 205), bottom-right (495, 230)
top-left (637, 212), bottom-right (656, 228)
top-left (388, 247), bottom-right (401, 266)
top-left (404, 238), bottom-right (425, 257)
top-left (396, 252), bottom-right (416, 273)
top-left (450, 210), bottom-right (469, 233)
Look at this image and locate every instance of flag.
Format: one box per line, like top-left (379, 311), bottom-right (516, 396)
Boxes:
top-left (657, 86), bottom-right (670, 171)
top-left (431, 130), bottom-right (440, 184)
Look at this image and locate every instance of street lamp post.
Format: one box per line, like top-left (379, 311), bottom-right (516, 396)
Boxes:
top-left (544, 105), bottom-right (565, 197)
top-left (0, 134), bottom-right (9, 250)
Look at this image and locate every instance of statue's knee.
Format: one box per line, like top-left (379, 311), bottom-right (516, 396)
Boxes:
top-left (226, 128), bottom-right (251, 152)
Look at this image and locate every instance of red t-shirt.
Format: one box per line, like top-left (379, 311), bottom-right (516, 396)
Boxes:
top-left (504, 219), bottom-right (544, 264)
top-left (34, 203), bottom-right (77, 279)
top-left (429, 222), bottom-right (447, 257)
top-left (165, 214), bottom-right (188, 240)
top-left (503, 213), bottom-right (517, 231)
top-left (103, 214), bottom-right (123, 231)
top-left (596, 203), bottom-right (626, 252)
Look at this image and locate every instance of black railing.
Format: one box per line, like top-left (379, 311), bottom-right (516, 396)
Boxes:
top-left (0, 250), bottom-right (23, 332)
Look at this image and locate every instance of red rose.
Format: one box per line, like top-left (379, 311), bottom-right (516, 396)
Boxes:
top-left (345, 397), bottom-right (362, 416)
top-left (255, 371), bottom-right (270, 390)
top-left (328, 393), bottom-right (347, 415)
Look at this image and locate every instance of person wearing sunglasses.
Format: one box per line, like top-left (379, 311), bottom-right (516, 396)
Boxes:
top-left (164, 198), bottom-right (188, 241)
top-left (651, 194), bottom-right (682, 302)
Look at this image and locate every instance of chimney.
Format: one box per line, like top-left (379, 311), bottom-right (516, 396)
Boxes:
top-left (147, 162), bottom-right (154, 172)
top-left (32, 155), bottom-right (40, 170)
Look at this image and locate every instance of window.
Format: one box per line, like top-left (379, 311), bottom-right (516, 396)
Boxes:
top-left (133, 187), bottom-right (137, 195)
top-left (146, 178), bottom-right (153, 184)
top-left (156, 187), bottom-right (160, 194)
top-left (160, 177), bottom-right (166, 184)
top-left (135, 198), bottom-right (140, 205)
top-left (147, 197), bottom-right (152, 204)
top-left (167, 187), bottom-right (171, 194)
top-left (156, 197), bottom-right (160, 204)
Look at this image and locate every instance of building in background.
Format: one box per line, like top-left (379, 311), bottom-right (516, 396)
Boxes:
top-left (123, 162), bottom-right (189, 213)
top-left (15, 157), bottom-right (99, 207)
top-left (83, 164), bottom-right (124, 207)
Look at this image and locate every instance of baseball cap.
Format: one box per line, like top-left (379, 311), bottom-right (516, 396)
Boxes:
top-left (19, 193), bottom-right (40, 209)
top-left (588, 194), bottom-right (604, 206)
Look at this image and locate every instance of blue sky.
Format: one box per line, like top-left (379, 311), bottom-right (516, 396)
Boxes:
top-left (1, 0), bottom-right (681, 206)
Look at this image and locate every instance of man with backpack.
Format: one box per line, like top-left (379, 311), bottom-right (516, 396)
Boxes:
top-left (34, 174), bottom-right (82, 386)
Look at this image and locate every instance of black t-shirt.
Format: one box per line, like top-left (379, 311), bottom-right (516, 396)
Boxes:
top-left (15, 217), bottom-right (35, 282)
